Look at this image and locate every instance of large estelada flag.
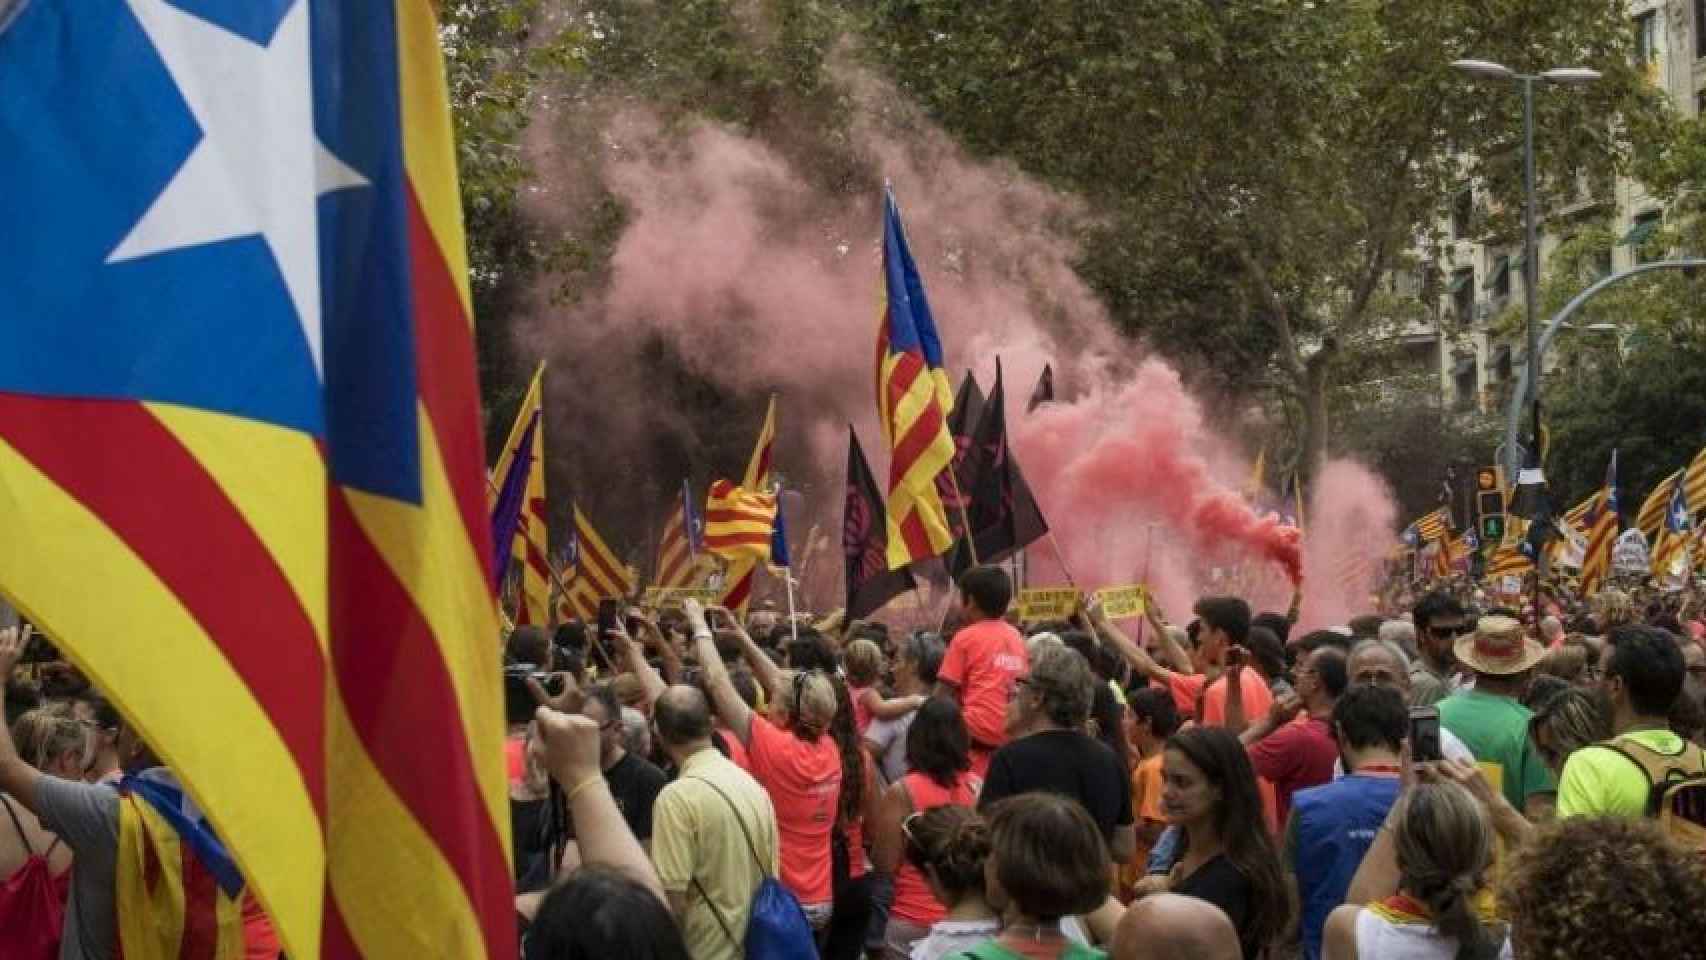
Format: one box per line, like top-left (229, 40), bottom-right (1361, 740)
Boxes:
top-left (875, 187), bottom-right (957, 570)
top-left (0, 2), bottom-right (511, 957)
top-left (947, 358), bottom-right (1049, 577)
top-left (845, 427), bottom-right (916, 619)
top-left (717, 395), bottom-right (777, 613)
top-left (1687, 444), bottom-right (1706, 513)
top-left (1581, 450), bottom-right (1621, 596)
top-left (564, 505), bottom-right (635, 620)
top-left (1652, 476), bottom-right (1694, 577)
top-left (490, 364), bottom-right (549, 624)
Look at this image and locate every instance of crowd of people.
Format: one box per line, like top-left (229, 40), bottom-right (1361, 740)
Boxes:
top-left (4, 562), bottom-right (1706, 959)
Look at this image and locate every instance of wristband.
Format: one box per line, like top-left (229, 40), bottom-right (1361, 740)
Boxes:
top-left (565, 775), bottom-right (603, 805)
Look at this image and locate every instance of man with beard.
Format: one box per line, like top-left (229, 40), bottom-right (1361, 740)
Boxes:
top-left (1557, 624), bottom-right (1705, 819)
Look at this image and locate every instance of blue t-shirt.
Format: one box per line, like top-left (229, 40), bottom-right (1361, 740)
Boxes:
top-left (1287, 774), bottom-right (1402, 960)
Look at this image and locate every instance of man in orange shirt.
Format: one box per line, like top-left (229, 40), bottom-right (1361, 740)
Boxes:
top-left (1093, 595), bottom-right (1273, 726)
top-left (936, 565), bottom-right (1029, 777)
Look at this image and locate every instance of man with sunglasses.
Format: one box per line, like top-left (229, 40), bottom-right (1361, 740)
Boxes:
top-left (1409, 592), bottom-right (1470, 707)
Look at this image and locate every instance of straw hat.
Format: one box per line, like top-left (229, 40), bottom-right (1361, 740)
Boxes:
top-left (1454, 615), bottom-right (1545, 676)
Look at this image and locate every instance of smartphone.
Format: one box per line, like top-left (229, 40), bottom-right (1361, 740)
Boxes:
top-left (1409, 705), bottom-right (1442, 764)
top-left (596, 597), bottom-right (619, 637)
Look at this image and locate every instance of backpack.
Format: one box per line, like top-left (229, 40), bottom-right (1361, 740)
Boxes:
top-left (0, 796), bottom-right (66, 960)
top-left (1598, 733), bottom-right (1706, 851)
top-left (688, 776), bottom-right (818, 960)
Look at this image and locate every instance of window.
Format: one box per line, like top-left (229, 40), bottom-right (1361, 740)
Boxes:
top-left (1450, 267), bottom-right (1475, 321)
top-left (1451, 187), bottom-right (1474, 240)
top-left (1594, 246), bottom-right (1614, 279)
top-left (1485, 255), bottom-right (1512, 300)
top-left (1623, 211), bottom-right (1664, 264)
top-left (1697, 0), bottom-right (1706, 59)
top-left (1635, 11), bottom-right (1659, 66)
top-left (1452, 354), bottom-right (1478, 411)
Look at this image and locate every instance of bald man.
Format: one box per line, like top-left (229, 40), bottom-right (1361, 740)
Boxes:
top-left (1112, 894), bottom-right (1241, 960)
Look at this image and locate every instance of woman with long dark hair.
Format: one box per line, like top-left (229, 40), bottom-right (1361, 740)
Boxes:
top-left (824, 674), bottom-right (881, 960)
top-left (871, 697), bottom-right (981, 959)
top-left (1156, 726), bottom-right (1291, 959)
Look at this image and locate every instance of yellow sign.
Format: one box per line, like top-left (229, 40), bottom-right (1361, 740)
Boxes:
top-left (1017, 588), bottom-right (1079, 622)
top-left (642, 586), bottom-right (721, 610)
top-left (1096, 584), bottom-right (1147, 620)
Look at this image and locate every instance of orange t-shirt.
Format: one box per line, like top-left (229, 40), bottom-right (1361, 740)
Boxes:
top-left (1119, 752), bottom-right (1166, 898)
top-left (940, 619), bottom-right (1028, 747)
top-left (748, 715), bottom-right (842, 906)
top-left (1166, 669), bottom-right (1274, 726)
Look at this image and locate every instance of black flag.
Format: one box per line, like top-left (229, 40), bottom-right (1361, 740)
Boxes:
top-left (1027, 362), bottom-right (1055, 412)
top-left (935, 371), bottom-right (986, 542)
top-left (845, 426), bottom-right (916, 619)
top-left (949, 358), bottom-right (1050, 577)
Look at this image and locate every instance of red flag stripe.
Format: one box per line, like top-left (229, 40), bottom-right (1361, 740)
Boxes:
top-left (406, 187), bottom-right (493, 568)
top-left (889, 398), bottom-right (949, 484)
top-left (178, 835), bottom-right (221, 960)
top-left (328, 493), bottom-right (511, 959)
top-left (0, 395), bottom-right (326, 814)
top-left (897, 508), bottom-right (933, 560)
top-left (575, 534), bottom-right (632, 597)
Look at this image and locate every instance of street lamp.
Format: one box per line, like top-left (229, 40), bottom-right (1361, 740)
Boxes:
top-left (1449, 59), bottom-right (1601, 483)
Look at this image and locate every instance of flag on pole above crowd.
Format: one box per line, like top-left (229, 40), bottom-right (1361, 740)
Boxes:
top-left (770, 495), bottom-right (793, 571)
top-left (564, 505), bottom-right (636, 620)
top-left (716, 395), bottom-right (778, 613)
top-left (655, 479), bottom-right (706, 589)
top-left (936, 371), bottom-right (986, 545)
top-left (947, 358), bottom-right (1050, 577)
top-left (1687, 444), bottom-right (1706, 513)
top-left (0, 2), bottom-right (514, 955)
top-left (1403, 507), bottom-right (1451, 548)
top-left (1027, 363), bottom-right (1055, 413)
top-left (490, 364), bottom-right (550, 624)
top-left (1652, 476), bottom-right (1693, 577)
top-left (844, 427), bottom-right (916, 619)
top-left (1580, 450), bottom-right (1621, 596)
top-left (1635, 469), bottom-right (1681, 542)
top-left (875, 186), bottom-right (958, 570)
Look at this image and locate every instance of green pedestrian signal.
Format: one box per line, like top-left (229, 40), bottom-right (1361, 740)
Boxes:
top-left (1480, 514), bottom-right (1505, 543)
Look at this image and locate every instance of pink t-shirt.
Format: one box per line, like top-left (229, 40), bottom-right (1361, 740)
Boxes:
top-left (940, 619), bottom-right (1029, 747)
top-left (748, 715), bottom-right (842, 906)
top-left (851, 684), bottom-right (875, 735)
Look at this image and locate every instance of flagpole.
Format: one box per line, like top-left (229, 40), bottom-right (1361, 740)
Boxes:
top-left (1045, 530), bottom-right (1078, 588)
top-left (1137, 522), bottom-right (1158, 649)
top-left (784, 571), bottom-right (800, 648)
top-left (947, 468), bottom-right (980, 566)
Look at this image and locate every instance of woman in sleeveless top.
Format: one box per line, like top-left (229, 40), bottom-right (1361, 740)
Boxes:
top-left (1, 706), bottom-right (86, 960)
top-left (872, 697), bottom-right (981, 960)
top-left (1323, 783), bottom-right (1508, 960)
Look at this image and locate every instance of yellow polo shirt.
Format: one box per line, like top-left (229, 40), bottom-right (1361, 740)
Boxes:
top-left (651, 747), bottom-right (780, 960)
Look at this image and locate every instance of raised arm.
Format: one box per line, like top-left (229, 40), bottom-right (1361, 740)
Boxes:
top-left (684, 600), bottom-right (754, 746)
top-left (715, 605), bottom-right (785, 699)
top-left (618, 609), bottom-right (667, 709)
top-left (535, 706), bottom-right (665, 903)
top-left (1088, 598), bottom-right (1174, 683)
top-left (862, 688), bottom-right (926, 722)
top-left (0, 628), bottom-right (42, 813)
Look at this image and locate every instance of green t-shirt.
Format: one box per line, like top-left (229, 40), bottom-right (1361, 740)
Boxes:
top-left (1438, 689), bottom-right (1556, 810)
top-left (1556, 729), bottom-right (1690, 819)
top-left (959, 940), bottom-right (1107, 960)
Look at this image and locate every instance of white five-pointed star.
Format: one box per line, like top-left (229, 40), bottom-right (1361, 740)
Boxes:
top-left (108, 0), bottom-right (368, 377)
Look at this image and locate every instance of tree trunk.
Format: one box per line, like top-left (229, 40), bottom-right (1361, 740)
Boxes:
top-left (1298, 339), bottom-right (1337, 485)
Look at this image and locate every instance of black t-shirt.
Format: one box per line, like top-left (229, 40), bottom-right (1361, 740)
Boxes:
top-left (509, 796), bottom-right (548, 883)
top-left (978, 729), bottom-right (1134, 841)
top-left (1174, 854), bottom-right (1258, 960)
top-left (605, 750), bottom-right (668, 841)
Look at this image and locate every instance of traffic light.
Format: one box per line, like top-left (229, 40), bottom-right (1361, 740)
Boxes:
top-left (1475, 465), bottom-right (1505, 543)
top-left (1479, 512), bottom-right (1506, 543)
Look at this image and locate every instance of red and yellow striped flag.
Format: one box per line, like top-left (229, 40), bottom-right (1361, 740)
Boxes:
top-left (492, 364), bottom-right (549, 625)
top-left (1686, 445), bottom-right (1706, 513)
top-left (875, 188), bottom-right (957, 570)
top-left (1581, 451), bottom-right (1620, 596)
top-left (719, 396), bottom-right (777, 614)
top-left (655, 485), bottom-right (707, 589)
top-left (1634, 469), bottom-right (1680, 542)
top-left (564, 506), bottom-right (636, 620)
top-left (0, 3), bottom-right (512, 957)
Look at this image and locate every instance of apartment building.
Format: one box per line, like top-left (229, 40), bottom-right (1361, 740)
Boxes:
top-left (1410, 0), bottom-right (1703, 413)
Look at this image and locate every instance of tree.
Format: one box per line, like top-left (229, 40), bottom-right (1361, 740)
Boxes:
top-left (859, 0), bottom-right (1668, 482)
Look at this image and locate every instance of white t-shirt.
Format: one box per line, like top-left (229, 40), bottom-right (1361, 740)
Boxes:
top-left (1354, 904), bottom-right (1512, 959)
top-left (910, 919), bottom-right (1002, 960)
